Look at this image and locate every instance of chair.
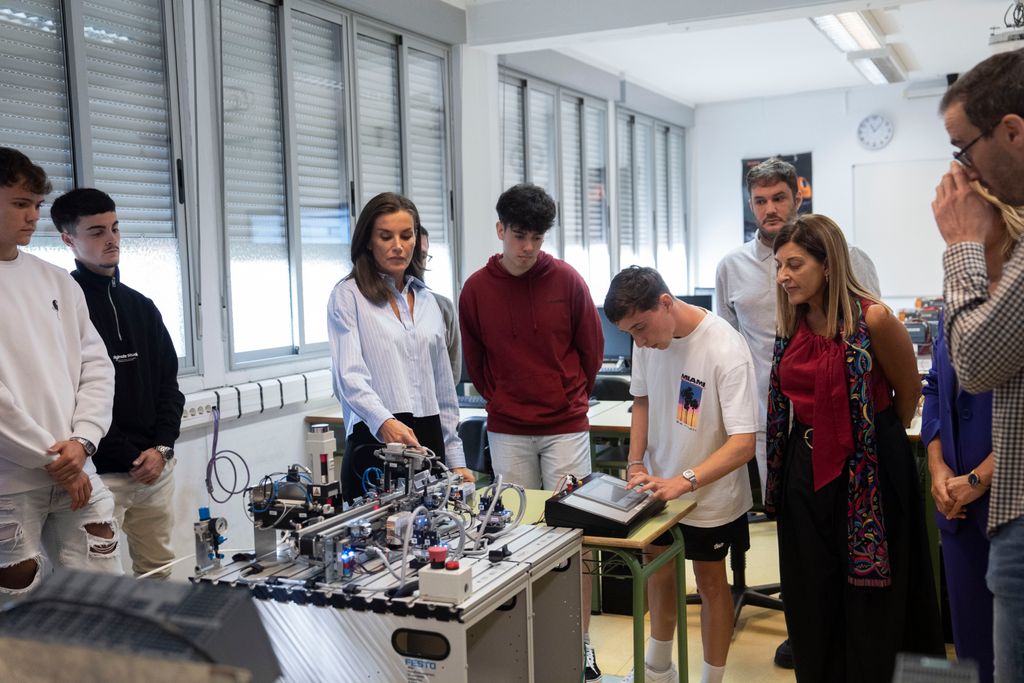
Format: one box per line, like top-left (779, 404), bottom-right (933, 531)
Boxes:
top-left (457, 415), bottom-right (492, 485)
top-left (591, 375), bottom-right (632, 401)
top-left (589, 376), bottom-right (633, 476)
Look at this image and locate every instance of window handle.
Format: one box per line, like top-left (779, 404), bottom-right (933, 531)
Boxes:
top-left (176, 159), bottom-right (185, 205)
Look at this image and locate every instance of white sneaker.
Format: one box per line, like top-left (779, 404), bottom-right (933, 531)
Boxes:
top-left (620, 662), bottom-right (678, 683)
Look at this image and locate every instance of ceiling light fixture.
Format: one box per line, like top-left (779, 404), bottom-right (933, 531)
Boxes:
top-left (810, 12), bottom-right (883, 52)
top-left (848, 47), bottom-right (907, 85)
top-left (811, 12), bottom-right (905, 85)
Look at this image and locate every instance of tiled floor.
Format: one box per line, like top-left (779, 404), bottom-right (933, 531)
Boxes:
top-left (588, 518), bottom-right (795, 683)
top-left (589, 517), bottom-right (955, 682)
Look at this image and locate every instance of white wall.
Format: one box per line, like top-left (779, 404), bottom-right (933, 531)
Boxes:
top-left (457, 46), bottom-right (504, 281)
top-left (689, 82), bottom-right (950, 306)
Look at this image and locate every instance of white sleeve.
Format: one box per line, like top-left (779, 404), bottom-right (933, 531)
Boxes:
top-left (629, 343), bottom-right (647, 397)
top-left (0, 381), bottom-right (58, 468)
top-left (715, 260), bottom-right (739, 330)
top-left (718, 357), bottom-right (759, 436)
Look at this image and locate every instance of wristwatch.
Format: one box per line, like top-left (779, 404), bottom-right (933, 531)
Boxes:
top-left (156, 445), bottom-right (175, 461)
top-left (967, 469), bottom-right (983, 489)
top-left (682, 468), bottom-right (699, 491)
top-left (70, 436), bottom-right (96, 457)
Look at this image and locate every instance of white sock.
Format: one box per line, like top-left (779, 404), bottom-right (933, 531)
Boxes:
top-left (701, 661), bottom-right (725, 683)
top-left (646, 636), bottom-right (673, 672)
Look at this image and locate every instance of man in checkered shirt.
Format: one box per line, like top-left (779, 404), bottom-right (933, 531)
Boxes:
top-left (933, 48), bottom-right (1024, 683)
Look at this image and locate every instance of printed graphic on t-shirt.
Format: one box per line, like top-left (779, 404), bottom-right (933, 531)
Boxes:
top-left (676, 373), bottom-right (706, 430)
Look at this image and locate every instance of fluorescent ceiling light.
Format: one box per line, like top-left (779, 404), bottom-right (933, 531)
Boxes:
top-left (811, 12), bottom-right (883, 52)
top-left (849, 48), bottom-right (907, 84)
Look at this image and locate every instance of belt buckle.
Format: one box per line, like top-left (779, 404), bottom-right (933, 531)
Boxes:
top-left (803, 428), bottom-right (813, 449)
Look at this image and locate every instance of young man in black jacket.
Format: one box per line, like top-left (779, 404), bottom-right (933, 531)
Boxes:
top-left (52, 188), bottom-right (184, 579)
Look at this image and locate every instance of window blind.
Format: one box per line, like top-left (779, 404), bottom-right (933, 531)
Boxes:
top-left (406, 47), bottom-right (448, 243)
top-left (84, 0), bottom-right (175, 237)
top-left (499, 79), bottom-right (524, 189)
top-left (220, 0), bottom-right (292, 354)
top-left (0, 0), bottom-right (74, 229)
top-left (356, 33), bottom-right (401, 205)
top-left (583, 103), bottom-right (606, 246)
top-left (528, 88), bottom-right (555, 195)
top-left (560, 95), bottom-right (583, 248)
top-left (617, 113), bottom-right (634, 255)
top-left (291, 10), bottom-right (348, 346)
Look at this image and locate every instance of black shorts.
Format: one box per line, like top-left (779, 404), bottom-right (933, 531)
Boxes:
top-left (651, 512), bottom-right (750, 562)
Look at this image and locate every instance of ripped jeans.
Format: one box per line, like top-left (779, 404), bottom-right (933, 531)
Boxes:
top-left (0, 476), bottom-right (122, 597)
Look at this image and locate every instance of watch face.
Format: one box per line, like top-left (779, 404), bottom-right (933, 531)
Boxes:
top-left (968, 472), bottom-right (981, 487)
top-left (857, 114), bottom-right (894, 150)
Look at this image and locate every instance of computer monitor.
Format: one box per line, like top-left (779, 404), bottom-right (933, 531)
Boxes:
top-left (597, 306), bottom-right (633, 361)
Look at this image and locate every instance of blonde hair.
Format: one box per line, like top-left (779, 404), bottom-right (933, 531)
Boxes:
top-left (774, 214), bottom-right (886, 339)
top-left (972, 181), bottom-right (1024, 259)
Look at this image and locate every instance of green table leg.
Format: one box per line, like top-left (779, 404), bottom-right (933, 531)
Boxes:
top-left (595, 533), bottom-right (688, 683)
top-left (672, 525), bottom-right (687, 683)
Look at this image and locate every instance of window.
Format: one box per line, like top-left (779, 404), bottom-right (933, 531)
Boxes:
top-left (3, 0), bottom-right (193, 367)
top-left (216, 3), bottom-right (456, 363)
top-left (617, 110), bottom-right (687, 292)
top-left (498, 77), bottom-right (525, 189)
top-left (498, 69), bottom-right (608, 297)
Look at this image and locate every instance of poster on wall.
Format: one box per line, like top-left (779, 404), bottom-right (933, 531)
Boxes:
top-left (742, 152), bottom-right (813, 242)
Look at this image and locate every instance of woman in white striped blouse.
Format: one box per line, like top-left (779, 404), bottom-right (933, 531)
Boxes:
top-left (329, 192), bottom-right (474, 502)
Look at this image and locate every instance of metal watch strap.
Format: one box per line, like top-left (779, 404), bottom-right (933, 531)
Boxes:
top-left (70, 436), bottom-right (96, 457)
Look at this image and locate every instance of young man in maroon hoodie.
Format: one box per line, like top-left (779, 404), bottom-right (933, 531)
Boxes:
top-left (459, 182), bottom-right (604, 681)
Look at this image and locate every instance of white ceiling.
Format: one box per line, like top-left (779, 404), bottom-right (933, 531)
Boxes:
top-left (453, 0), bottom-right (1016, 106)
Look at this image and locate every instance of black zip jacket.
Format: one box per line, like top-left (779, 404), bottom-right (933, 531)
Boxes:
top-left (72, 261), bottom-right (185, 474)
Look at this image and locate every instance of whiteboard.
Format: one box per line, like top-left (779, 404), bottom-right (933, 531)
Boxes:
top-left (852, 159), bottom-right (949, 298)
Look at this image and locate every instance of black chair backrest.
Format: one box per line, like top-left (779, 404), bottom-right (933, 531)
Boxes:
top-left (591, 375), bottom-right (632, 401)
top-left (457, 416), bottom-right (491, 475)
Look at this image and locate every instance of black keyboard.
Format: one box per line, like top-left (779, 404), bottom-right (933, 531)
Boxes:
top-left (458, 395), bottom-right (487, 408)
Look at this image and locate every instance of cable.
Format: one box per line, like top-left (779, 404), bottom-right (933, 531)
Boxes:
top-left (364, 545), bottom-right (403, 582)
top-left (396, 504), bottom-right (428, 592)
top-left (205, 407), bottom-right (251, 505)
top-left (431, 509), bottom-right (467, 558)
top-left (0, 596), bottom-right (217, 663)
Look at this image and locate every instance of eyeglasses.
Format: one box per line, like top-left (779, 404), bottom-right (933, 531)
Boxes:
top-left (424, 254), bottom-right (433, 263)
top-left (953, 128), bottom-right (992, 169)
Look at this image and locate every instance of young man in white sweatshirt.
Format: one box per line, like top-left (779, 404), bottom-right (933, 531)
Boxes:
top-left (0, 147), bottom-right (121, 598)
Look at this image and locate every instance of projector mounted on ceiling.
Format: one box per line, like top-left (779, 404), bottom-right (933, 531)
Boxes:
top-left (991, 1), bottom-right (1024, 53)
top-left (990, 26), bottom-right (1024, 53)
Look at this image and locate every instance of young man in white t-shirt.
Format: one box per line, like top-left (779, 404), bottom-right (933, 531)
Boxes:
top-left (604, 266), bottom-right (757, 683)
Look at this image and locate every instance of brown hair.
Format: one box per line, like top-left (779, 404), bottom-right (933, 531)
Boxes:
top-left (0, 147), bottom-right (52, 195)
top-left (345, 192), bottom-right (424, 305)
top-left (773, 214), bottom-right (885, 339)
top-left (940, 49), bottom-right (1024, 133)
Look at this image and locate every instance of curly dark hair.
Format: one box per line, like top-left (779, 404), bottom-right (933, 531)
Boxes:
top-left (0, 147), bottom-right (52, 195)
top-left (51, 188), bottom-right (116, 234)
top-left (495, 183), bottom-right (556, 234)
top-left (941, 49), bottom-right (1024, 132)
top-left (345, 192), bottom-right (424, 306)
top-left (603, 266), bottom-right (671, 324)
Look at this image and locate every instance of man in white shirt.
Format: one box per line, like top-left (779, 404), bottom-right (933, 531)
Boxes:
top-left (606, 266), bottom-right (757, 683)
top-left (716, 157), bottom-right (880, 499)
top-left (0, 147), bottom-right (121, 598)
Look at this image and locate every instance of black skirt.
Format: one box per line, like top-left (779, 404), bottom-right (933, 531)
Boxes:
top-left (776, 408), bottom-right (945, 682)
top-left (341, 412), bottom-right (445, 503)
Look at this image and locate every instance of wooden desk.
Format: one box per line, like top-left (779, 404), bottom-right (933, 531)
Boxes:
top-left (514, 489), bottom-right (695, 683)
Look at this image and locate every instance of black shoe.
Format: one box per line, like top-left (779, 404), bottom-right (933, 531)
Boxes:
top-left (584, 640), bottom-right (603, 681)
top-left (774, 638), bottom-right (794, 669)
